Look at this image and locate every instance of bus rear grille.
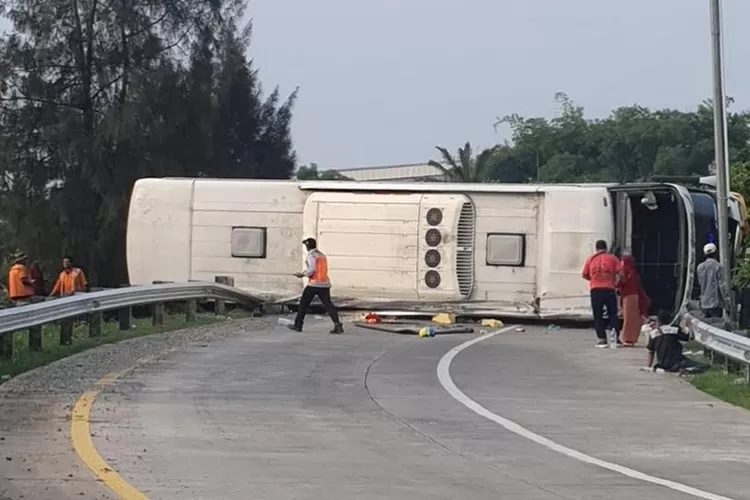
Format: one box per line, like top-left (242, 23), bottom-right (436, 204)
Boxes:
top-left (456, 202), bottom-right (475, 298)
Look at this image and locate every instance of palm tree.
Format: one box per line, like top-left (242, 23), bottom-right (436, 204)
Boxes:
top-left (428, 141), bottom-right (497, 183)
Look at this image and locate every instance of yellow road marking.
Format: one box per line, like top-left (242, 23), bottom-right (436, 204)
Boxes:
top-left (71, 374), bottom-right (150, 500)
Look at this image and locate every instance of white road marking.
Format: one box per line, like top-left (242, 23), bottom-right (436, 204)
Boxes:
top-left (436, 327), bottom-right (736, 500)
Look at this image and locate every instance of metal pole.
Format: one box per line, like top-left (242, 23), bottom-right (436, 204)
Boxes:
top-left (709, 0), bottom-right (733, 321)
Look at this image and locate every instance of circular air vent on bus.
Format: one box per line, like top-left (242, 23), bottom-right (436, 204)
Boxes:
top-left (425, 228), bottom-right (442, 247)
top-left (426, 208), bottom-right (443, 226)
top-left (424, 249), bottom-right (441, 267)
top-left (425, 270), bottom-right (441, 288)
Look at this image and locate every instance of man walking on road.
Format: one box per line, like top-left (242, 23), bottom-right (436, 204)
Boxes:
top-left (696, 242), bottom-right (730, 319)
top-left (289, 238), bottom-right (344, 334)
top-left (582, 239), bottom-right (621, 347)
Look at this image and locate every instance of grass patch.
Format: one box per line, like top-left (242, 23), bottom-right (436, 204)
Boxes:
top-left (690, 368), bottom-right (750, 411)
top-left (0, 310), bottom-right (233, 383)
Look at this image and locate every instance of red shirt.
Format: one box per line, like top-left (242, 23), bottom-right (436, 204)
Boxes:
top-left (619, 264), bottom-right (640, 297)
top-left (582, 252), bottom-right (620, 290)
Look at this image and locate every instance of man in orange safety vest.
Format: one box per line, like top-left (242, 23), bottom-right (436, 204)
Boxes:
top-left (49, 256), bottom-right (88, 297)
top-left (290, 238), bottom-right (343, 334)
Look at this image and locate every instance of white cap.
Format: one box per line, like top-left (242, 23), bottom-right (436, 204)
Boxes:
top-left (703, 242), bottom-right (717, 255)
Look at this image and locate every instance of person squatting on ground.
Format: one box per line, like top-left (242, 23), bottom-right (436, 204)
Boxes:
top-left (643, 310), bottom-right (709, 374)
top-left (696, 242), bottom-right (730, 320)
top-left (582, 239), bottom-right (621, 347)
top-left (289, 238), bottom-right (344, 334)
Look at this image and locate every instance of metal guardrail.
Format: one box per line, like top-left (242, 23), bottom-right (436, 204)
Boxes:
top-left (0, 282), bottom-right (262, 360)
top-left (685, 313), bottom-right (750, 376)
top-left (0, 282), bottom-right (255, 335)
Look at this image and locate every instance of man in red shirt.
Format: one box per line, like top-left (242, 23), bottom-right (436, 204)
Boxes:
top-left (582, 239), bottom-right (622, 347)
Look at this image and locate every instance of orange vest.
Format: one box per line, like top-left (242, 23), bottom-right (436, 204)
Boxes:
top-left (8, 264), bottom-right (33, 300)
top-left (309, 251), bottom-right (330, 287)
top-left (51, 268), bottom-right (87, 296)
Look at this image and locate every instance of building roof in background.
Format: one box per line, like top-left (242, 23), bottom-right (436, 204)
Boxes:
top-left (336, 163), bottom-right (445, 182)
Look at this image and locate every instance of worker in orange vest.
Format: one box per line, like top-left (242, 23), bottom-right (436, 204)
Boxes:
top-left (50, 256), bottom-right (88, 297)
top-left (290, 238), bottom-right (343, 334)
top-left (7, 250), bottom-right (34, 303)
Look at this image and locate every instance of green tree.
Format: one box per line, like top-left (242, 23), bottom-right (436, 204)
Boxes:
top-left (428, 142), bottom-right (498, 183)
top-left (490, 93), bottom-right (750, 184)
top-left (730, 163), bottom-right (750, 288)
top-left (0, 0), bottom-right (299, 286)
top-left (295, 163), bottom-right (351, 180)
top-left (213, 22), bottom-right (298, 179)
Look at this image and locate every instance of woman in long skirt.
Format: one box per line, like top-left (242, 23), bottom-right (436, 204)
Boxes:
top-left (618, 255), bottom-right (650, 346)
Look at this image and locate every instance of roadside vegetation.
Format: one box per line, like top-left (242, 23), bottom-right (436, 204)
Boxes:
top-left (690, 369), bottom-right (750, 411)
top-left (685, 345), bottom-right (750, 411)
top-left (0, 310), bottom-right (242, 383)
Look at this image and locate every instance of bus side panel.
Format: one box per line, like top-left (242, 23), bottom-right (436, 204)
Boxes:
top-left (302, 192), bottom-right (423, 300)
top-left (471, 193), bottom-right (541, 314)
top-left (538, 188), bottom-right (613, 318)
top-left (126, 178), bottom-right (194, 285)
top-left (190, 180), bottom-right (305, 298)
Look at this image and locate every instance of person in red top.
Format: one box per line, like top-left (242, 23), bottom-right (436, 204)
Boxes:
top-left (617, 255), bottom-right (651, 346)
top-left (582, 239), bottom-right (622, 347)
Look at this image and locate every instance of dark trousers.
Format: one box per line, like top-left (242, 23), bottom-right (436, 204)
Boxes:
top-left (590, 288), bottom-right (619, 340)
top-left (702, 307), bottom-right (723, 319)
top-left (294, 286), bottom-right (340, 328)
top-left (659, 357), bottom-right (711, 374)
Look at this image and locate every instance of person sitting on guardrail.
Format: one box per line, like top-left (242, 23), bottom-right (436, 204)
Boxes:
top-left (644, 311), bottom-right (709, 374)
top-left (697, 243), bottom-right (730, 320)
top-left (7, 250), bottom-right (35, 303)
top-left (49, 256), bottom-right (88, 297)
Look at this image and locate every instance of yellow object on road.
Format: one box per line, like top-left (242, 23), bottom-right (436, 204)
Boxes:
top-left (432, 313), bottom-right (456, 325)
top-left (481, 319), bottom-right (504, 328)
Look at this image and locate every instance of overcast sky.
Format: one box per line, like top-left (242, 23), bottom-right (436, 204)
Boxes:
top-left (3, 1), bottom-right (750, 170)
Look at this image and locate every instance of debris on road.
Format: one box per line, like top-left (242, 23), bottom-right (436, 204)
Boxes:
top-left (432, 312), bottom-right (456, 325)
top-left (354, 320), bottom-right (474, 336)
top-left (418, 327), bottom-right (436, 338)
top-left (481, 319), bottom-right (504, 328)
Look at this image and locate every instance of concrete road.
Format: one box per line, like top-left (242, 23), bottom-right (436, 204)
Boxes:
top-left (84, 319), bottom-right (750, 500)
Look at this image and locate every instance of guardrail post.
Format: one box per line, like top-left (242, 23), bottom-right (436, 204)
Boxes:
top-left (118, 284), bottom-right (132, 331)
top-left (152, 281), bottom-right (171, 326)
top-left (0, 332), bottom-right (12, 359)
top-left (60, 318), bottom-right (73, 346)
top-left (89, 311), bottom-right (103, 338)
top-left (214, 276), bottom-right (234, 316)
top-left (186, 299), bottom-right (197, 322)
top-left (153, 302), bottom-right (165, 326)
top-left (29, 325), bottom-right (43, 351)
top-left (88, 287), bottom-right (106, 336)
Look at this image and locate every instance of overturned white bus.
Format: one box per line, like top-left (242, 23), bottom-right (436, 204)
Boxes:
top-left (125, 178), bottom-right (744, 321)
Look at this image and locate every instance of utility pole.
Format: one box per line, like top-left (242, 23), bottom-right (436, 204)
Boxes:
top-left (709, 0), bottom-right (734, 321)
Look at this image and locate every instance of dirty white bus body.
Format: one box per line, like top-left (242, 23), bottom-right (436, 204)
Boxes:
top-left (126, 178), bottom-right (740, 321)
